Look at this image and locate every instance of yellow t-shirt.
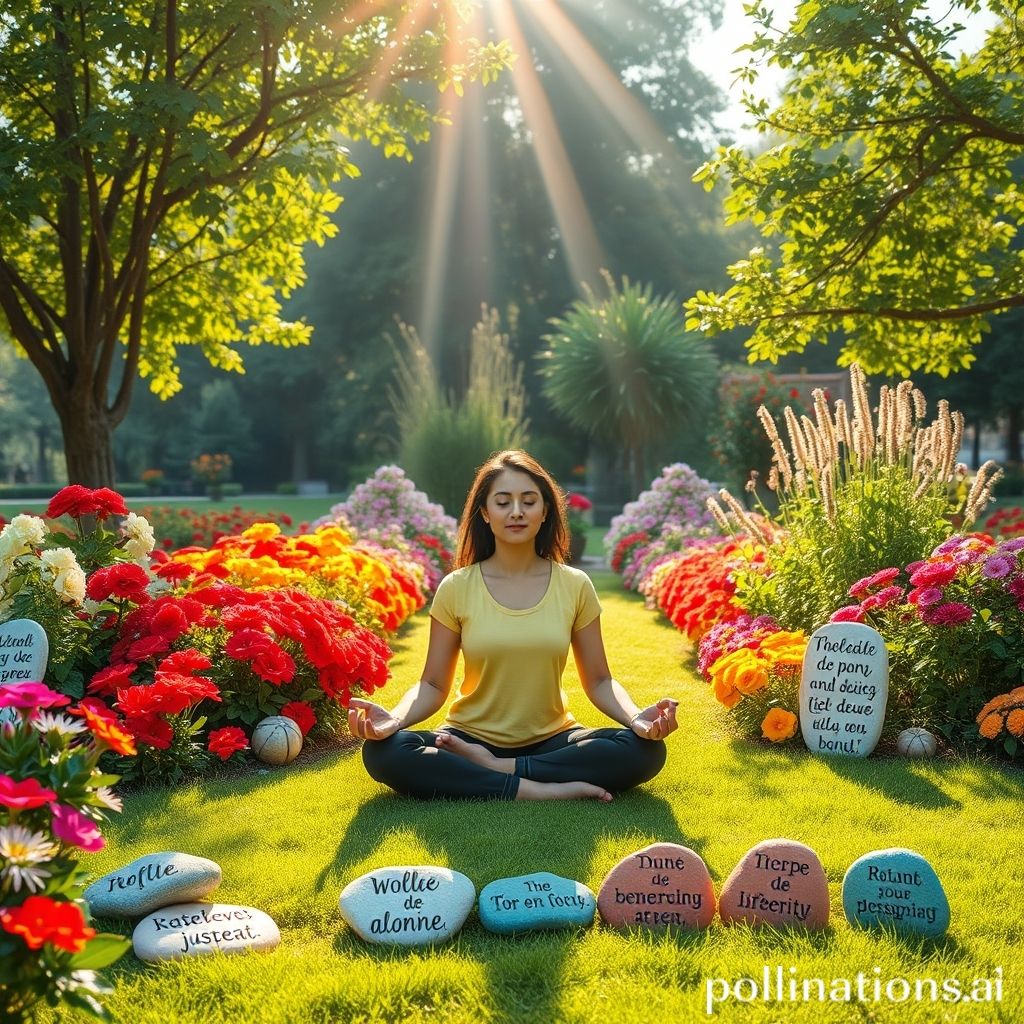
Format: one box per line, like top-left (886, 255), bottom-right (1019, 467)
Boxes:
top-left (429, 561), bottom-right (602, 747)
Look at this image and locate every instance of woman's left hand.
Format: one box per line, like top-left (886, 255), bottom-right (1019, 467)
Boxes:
top-left (629, 698), bottom-right (678, 740)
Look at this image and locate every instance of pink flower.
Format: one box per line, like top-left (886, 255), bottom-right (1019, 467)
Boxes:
top-left (0, 775), bottom-right (58, 810)
top-left (909, 561), bottom-right (958, 588)
top-left (982, 556), bottom-right (1014, 579)
top-left (830, 605), bottom-right (866, 623)
top-left (861, 585), bottom-right (905, 611)
top-left (850, 567), bottom-right (901, 598)
top-left (51, 805), bottom-right (105, 852)
top-left (920, 602), bottom-right (974, 627)
top-left (0, 683), bottom-right (70, 712)
top-left (908, 586), bottom-right (944, 608)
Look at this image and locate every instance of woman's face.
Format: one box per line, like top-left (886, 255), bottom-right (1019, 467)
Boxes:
top-left (482, 468), bottom-right (547, 546)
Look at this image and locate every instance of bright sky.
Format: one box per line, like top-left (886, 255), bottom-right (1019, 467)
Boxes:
top-left (689, 0), bottom-right (999, 145)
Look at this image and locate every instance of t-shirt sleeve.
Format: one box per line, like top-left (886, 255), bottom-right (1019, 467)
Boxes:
top-left (429, 570), bottom-right (462, 633)
top-left (572, 571), bottom-right (602, 632)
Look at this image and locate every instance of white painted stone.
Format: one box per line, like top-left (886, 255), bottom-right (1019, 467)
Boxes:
top-left (251, 715), bottom-right (303, 765)
top-left (85, 852), bottom-right (222, 917)
top-left (0, 619), bottom-right (49, 686)
top-left (896, 727), bottom-right (937, 758)
top-left (132, 902), bottom-right (280, 962)
top-left (800, 623), bottom-right (888, 758)
top-left (339, 866), bottom-right (475, 946)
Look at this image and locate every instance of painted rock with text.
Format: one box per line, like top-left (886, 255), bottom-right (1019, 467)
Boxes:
top-left (718, 839), bottom-right (829, 929)
top-left (800, 622), bottom-right (888, 758)
top-left (842, 848), bottom-right (950, 938)
top-left (0, 619), bottom-right (49, 686)
top-left (132, 902), bottom-right (280, 962)
top-left (597, 842), bottom-right (716, 929)
top-left (85, 852), bottom-right (222, 917)
top-left (479, 872), bottom-right (595, 934)
top-left (339, 866), bottom-right (475, 946)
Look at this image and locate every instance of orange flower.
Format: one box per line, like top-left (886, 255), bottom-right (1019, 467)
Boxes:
top-left (711, 647), bottom-right (769, 697)
top-left (761, 708), bottom-right (798, 743)
top-left (79, 705), bottom-right (138, 756)
top-left (978, 712), bottom-right (1004, 740)
top-left (711, 674), bottom-right (742, 709)
top-left (977, 694), bottom-right (1012, 722)
top-left (1006, 709), bottom-right (1024, 738)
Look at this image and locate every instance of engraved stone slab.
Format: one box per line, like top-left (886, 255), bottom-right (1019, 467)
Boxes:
top-left (800, 623), bottom-right (888, 757)
top-left (0, 619), bottom-right (48, 685)
top-left (597, 843), bottom-right (716, 930)
top-left (132, 902), bottom-right (280, 961)
top-left (479, 872), bottom-right (595, 934)
top-left (85, 852), bottom-right (222, 917)
top-left (339, 866), bottom-right (475, 946)
top-left (719, 839), bottom-right (829, 930)
top-left (842, 848), bottom-right (950, 938)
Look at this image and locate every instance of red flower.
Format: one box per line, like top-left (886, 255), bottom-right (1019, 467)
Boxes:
top-left (153, 561), bottom-right (195, 583)
top-left (45, 485), bottom-right (97, 520)
top-left (87, 563), bottom-right (151, 602)
top-left (126, 635), bottom-right (171, 662)
top-left (91, 488), bottom-right (129, 519)
top-left (149, 602), bottom-right (190, 641)
top-left (0, 774), bottom-right (58, 810)
top-left (0, 896), bottom-right (96, 953)
top-left (251, 643), bottom-right (296, 685)
top-left (159, 649), bottom-right (213, 675)
top-left (208, 726), bottom-right (248, 760)
top-left (87, 663), bottom-right (138, 697)
top-left (124, 714), bottom-right (173, 749)
top-left (225, 628), bottom-right (274, 660)
top-left (281, 701), bottom-right (316, 736)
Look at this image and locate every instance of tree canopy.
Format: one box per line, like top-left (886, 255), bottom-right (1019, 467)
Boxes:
top-left (0, 0), bottom-right (509, 484)
top-left (685, 0), bottom-right (1024, 376)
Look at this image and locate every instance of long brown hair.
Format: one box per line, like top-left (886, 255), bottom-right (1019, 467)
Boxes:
top-left (455, 450), bottom-right (570, 567)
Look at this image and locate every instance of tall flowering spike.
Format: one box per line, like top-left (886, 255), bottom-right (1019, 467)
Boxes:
top-left (783, 405), bottom-right (810, 473)
top-left (757, 404), bottom-right (793, 490)
top-left (834, 398), bottom-right (853, 454)
top-left (811, 388), bottom-right (838, 466)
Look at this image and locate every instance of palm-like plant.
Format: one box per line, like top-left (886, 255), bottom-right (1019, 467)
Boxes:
top-left (539, 273), bottom-right (719, 493)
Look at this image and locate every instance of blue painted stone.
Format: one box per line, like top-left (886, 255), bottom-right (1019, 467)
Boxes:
top-left (479, 872), bottom-right (595, 934)
top-left (842, 848), bottom-right (950, 938)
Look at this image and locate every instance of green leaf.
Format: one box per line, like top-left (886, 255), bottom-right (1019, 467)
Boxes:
top-left (70, 933), bottom-right (132, 970)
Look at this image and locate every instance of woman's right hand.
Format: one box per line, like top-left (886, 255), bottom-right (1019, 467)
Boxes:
top-left (348, 698), bottom-right (401, 741)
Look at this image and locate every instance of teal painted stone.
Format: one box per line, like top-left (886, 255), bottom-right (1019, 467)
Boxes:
top-left (479, 872), bottom-right (595, 934)
top-left (842, 848), bottom-right (950, 938)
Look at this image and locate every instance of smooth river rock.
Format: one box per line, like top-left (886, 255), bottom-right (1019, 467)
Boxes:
top-left (85, 852), bottom-right (222, 917)
top-left (719, 839), bottom-right (829, 930)
top-left (800, 622), bottom-right (889, 757)
top-left (133, 902), bottom-right (280, 962)
top-left (842, 848), bottom-right (950, 938)
top-left (339, 866), bottom-right (475, 946)
top-left (479, 872), bottom-right (595, 934)
top-left (597, 842), bottom-right (716, 930)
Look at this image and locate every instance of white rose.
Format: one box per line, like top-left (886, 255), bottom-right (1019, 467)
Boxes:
top-left (0, 529), bottom-right (29, 562)
top-left (122, 513), bottom-right (156, 562)
top-left (40, 548), bottom-right (80, 574)
top-left (7, 515), bottom-right (48, 548)
top-left (53, 566), bottom-right (86, 605)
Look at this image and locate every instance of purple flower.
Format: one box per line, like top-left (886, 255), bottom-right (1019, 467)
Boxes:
top-left (982, 556), bottom-right (1014, 579)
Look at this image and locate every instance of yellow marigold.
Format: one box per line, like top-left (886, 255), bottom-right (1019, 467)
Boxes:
top-left (711, 648), bottom-right (769, 697)
top-left (1007, 709), bottom-right (1024, 738)
top-left (711, 674), bottom-right (742, 709)
top-left (979, 712), bottom-right (1004, 740)
top-left (761, 708), bottom-right (798, 743)
top-left (240, 522), bottom-right (282, 542)
top-left (977, 693), bottom-right (1012, 722)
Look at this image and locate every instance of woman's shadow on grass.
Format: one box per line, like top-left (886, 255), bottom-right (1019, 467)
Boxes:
top-left (319, 786), bottom-right (701, 1024)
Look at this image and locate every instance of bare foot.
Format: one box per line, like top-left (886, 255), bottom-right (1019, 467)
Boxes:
top-left (435, 732), bottom-right (515, 774)
top-left (516, 780), bottom-right (613, 802)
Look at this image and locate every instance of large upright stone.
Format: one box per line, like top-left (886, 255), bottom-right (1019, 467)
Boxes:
top-left (339, 866), bottom-right (475, 946)
top-left (132, 902), bottom-right (280, 961)
top-left (85, 852), bottom-right (222, 917)
top-left (479, 873), bottom-right (595, 934)
top-left (718, 839), bottom-right (829, 930)
top-left (597, 843), bottom-right (716, 930)
top-left (800, 623), bottom-right (888, 757)
top-left (842, 848), bottom-right (950, 938)
top-left (0, 619), bottom-right (48, 686)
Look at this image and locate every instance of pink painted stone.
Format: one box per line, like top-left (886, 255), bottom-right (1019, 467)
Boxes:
top-left (718, 839), bottom-right (829, 930)
top-left (597, 842), bottom-right (716, 929)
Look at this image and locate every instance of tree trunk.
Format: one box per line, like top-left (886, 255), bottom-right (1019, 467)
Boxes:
top-left (1007, 404), bottom-right (1023, 465)
top-left (57, 396), bottom-right (117, 487)
top-left (971, 419), bottom-right (981, 468)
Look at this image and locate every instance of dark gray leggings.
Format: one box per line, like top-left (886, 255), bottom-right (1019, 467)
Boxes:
top-left (362, 726), bottom-right (667, 800)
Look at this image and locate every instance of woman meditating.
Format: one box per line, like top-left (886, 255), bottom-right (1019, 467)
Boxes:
top-left (350, 450), bottom-right (677, 801)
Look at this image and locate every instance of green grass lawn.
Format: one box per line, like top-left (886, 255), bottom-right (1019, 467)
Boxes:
top-left (41, 570), bottom-right (1023, 1023)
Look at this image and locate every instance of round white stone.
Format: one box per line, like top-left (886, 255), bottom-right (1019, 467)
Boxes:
top-left (85, 852), bottom-right (222, 917)
top-left (132, 902), bottom-right (280, 962)
top-left (339, 866), bottom-right (475, 946)
top-left (896, 727), bottom-right (937, 758)
top-left (251, 715), bottom-right (303, 765)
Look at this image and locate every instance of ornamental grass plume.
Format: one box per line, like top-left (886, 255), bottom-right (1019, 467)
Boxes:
top-left (707, 364), bottom-right (1002, 632)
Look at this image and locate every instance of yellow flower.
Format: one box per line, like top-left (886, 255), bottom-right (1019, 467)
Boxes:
top-left (711, 648), bottom-right (769, 697)
top-left (241, 522), bottom-right (282, 542)
top-left (711, 675), bottom-right (742, 709)
top-left (761, 708), bottom-right (798, 743)
top-left (978, 712), bottom-right (1004, 740)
